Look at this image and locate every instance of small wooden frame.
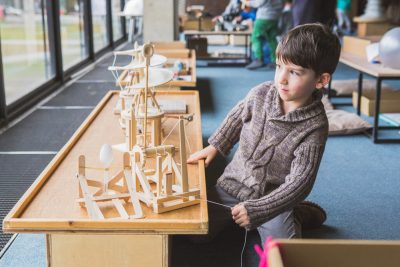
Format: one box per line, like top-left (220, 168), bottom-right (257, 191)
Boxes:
top-left (77, 152), bottom-right (144, 220)
top-left (129, 117), bottom-right (200, 214)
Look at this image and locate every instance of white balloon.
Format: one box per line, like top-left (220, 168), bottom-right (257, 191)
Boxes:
top-left (379, 27), bottom-right (400, 69)
top-left (99, 144), bottom-right (114, 167)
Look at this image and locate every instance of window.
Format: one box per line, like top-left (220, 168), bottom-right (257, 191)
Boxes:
top-left (0, 0), bottom-right (54, 104)
top-left (91, 0), bottom-right (109, 52)
top-left (112, 0), bottom-right (123, 41)
top-left (59, 0), bottom-right (88, 70)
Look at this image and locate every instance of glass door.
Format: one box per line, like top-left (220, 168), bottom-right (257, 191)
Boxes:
top-left (59, 0), bottom-right (89, 70)
top-left (0, 0), bottom-right (55, 105)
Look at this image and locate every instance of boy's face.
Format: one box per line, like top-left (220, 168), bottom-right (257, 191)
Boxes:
top-left (274, 59), bottom-right (330, 107)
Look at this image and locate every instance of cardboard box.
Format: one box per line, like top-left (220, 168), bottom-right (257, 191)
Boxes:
top-left (153, 41), bottom-right (185, 50)
top-left (156, 48), bottom-right (191, 59)
top-left (269, 239), bottom-right (400, 267)
top-left (352, 90), bottom-right (400, 116)
top-left (342, 36), bottom-right (381, 58)
top-left (229, 35), bottom-right (248, 46)
top-left (353, 16), bottom-right (391, 37)
top-left (182, 18), bottom-right (214, 31)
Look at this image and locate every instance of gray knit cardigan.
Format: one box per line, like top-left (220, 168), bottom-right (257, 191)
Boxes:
top-left (208, 81), bottom-right (328, 230)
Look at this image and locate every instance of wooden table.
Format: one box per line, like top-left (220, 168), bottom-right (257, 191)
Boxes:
top-left (337, 51), bottom-right (400, 143)
top-left (3, 91), bottom-right (208, 267)
top-left (184, 30), bottom-right (252, 64)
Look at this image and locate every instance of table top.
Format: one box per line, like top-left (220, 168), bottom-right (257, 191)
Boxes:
top-left (340, 51), bottom-right (400, 78)
top-left (184, 30), bottom-right (251, 36)
top-left (3, 91), bottom-right (208, 234)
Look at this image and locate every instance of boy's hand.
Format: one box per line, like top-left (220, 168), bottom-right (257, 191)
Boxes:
top-left (231, 204), bottom-right (250, 228)
top-left (187, 145), bottom-right (218, 167)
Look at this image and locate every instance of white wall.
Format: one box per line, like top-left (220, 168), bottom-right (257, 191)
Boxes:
top-left (143, 0), bottom-right (178, 42)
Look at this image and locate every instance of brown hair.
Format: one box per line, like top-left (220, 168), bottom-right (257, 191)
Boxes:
top-left (276, 23), bottom-right (341, 75)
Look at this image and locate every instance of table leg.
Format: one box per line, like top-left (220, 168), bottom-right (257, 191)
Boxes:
top-left (248, 36), bottom-right (252, 62)
top-left (245, 34), bottom-right (249, 62)
top-left (372, 78), bottom-right (382, 143)
top-left (327, 77), bottom-right (332, 99)
top-left (357, 72), bottom-right (363, 115)
top-left (129, 17), bottom-right (134, 43)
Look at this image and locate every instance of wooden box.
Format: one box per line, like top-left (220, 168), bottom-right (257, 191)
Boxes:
top-left (353, 17), bottom-right (390, 37)
top-left (229, 35), bottom-right (248, 46)
top-left (269, 239), bottom-right (400, 267)
top-left (182, 18), bottom-right (214, 31)
top-left (152, 41), bottom-right (186, 50)
top-left (342, 35), bottom-right (381, 58)
top-left (352, 90), bottom-right (400, 116)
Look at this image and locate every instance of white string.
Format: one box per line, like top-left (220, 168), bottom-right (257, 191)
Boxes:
top-left (241, 230), bottom-right (248, 267)
top-left (205, 199), bottom-right (248, 267)
top-left (206, 200), bottom-right (232, 209)
top-left (112, 54), bottom-right (117, 67)
top-left (183, 121), bottom-right (192, 154)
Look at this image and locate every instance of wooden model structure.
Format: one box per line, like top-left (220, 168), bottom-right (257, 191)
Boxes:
top-left (77, 152), bottom-right (144, 219)
top-left (117, 45), bottom-right (197, 90)
top-left (108, 42), bottom-right (173, 126)
top-left (77, 43), bottom-right (200, 219)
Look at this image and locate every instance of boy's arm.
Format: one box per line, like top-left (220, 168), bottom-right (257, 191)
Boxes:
top-left (208, 88), bottom-right (257, 157)
top-left (242, 141), bottom-right (326, 230)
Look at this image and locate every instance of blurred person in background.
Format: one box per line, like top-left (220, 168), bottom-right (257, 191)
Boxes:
top-left (336, 0), bottom-right (352, 35)
top-left (292, 0), bottom-right (337, 27)
top-left (244, 0), bottom-right (284, 70)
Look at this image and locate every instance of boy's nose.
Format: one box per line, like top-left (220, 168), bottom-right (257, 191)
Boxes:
top-left (278, 71), bottom-right (288, 85)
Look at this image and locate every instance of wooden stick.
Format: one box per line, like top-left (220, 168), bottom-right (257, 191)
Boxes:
top-left (123, 152), bottom-right (143, 219)
top-left (155, 199), bottom-right (201, 214)
top-left (78, 155), bottom-right (85, 200)
top-left (156, 155), bottom-right (163, 197)
top-left (179, 117), bottom-right (189, 193)
top-left (107, 171), bottom-right (124, 189)
top-left (142, 43), bottom-right (155, 149)
top-left (129, 107), bottom-right (136, 151)
top-left (112, 199), bottom-right (129, 219)
top-left (76, 193), bottom-right (130, 203)
top-left (135, 165), bottom-right (154, 200)
top-left (77, 175), bottom-right (104, 219)
top-left (165, 172), bottom-right (173, 196)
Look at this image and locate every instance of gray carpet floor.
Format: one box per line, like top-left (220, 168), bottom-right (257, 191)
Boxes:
top-left (1, 46), bottom-right (400, 266)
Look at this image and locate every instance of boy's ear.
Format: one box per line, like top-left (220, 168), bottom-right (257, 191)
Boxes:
top-left (315, 73), bottom-right (331, 89)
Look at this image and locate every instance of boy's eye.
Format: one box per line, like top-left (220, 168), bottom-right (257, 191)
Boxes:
top-left (290, 70), bottom-right (300, 76)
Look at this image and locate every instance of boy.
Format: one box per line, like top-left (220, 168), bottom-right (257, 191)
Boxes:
top-left (188, 23), bottom-right (341, 244)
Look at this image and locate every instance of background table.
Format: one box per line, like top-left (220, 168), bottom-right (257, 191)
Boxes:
top-left (184, 30), bottom-right (251, 64)
top-left (3, 90), bottom-right (207, 267)
top-left (338, 51), bottom-right (400, 143)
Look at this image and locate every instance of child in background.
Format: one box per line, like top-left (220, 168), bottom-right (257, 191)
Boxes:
top-left (188, 23), bottom-right (341, 245)
top-left (245, 0), bottom-right (284, 70)
top-left (337, 0), bottom-right (352, 35)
